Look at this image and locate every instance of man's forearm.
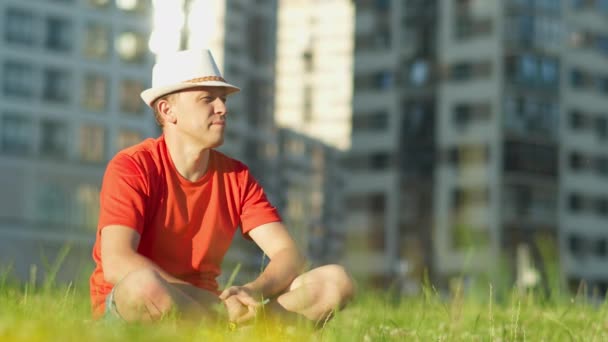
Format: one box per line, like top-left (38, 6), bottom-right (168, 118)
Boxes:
top-left (105, 251), bottom-right (218, 304)
top-left (104, 251), bottom-right (187, 285)
top-left (244, 248), bottom-right (307, 299)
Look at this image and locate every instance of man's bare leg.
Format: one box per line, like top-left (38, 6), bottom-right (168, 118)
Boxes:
top-left (111, 268), bottom-right (220, 322)
top-left (265, 264), bottom-right (355, 325)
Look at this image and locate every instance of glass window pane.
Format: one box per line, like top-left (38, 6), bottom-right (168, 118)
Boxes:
top-left (1, 113), bottom-right (33, 154)
top-left (45, 17), bottom-right (73, 52)
top-left (5, 7), bottom-right (36, 46)
top-left (116, 128), bottom-right (143, 151)
top-left (40, 119), bottom-right (68, 159)
top-left (79, 124), bottom-right (106, 163)
top-left (82, 73), bottom-right (108, 111)
top-left (3, 61), bottom-right (35, 98)
top-left (43, 68), bottom-right (71, 103)
top-left (83, 23), bottom-right (111, 60)
top-left (36, 182), bottom-right (69, 225)
top-left (116, 31), bottom-right (147, 63)
top-left (120, 79), bottom-right (145, 114)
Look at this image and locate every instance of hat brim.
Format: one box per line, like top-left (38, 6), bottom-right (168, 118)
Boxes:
top-left (140, 81), bottom-right (240, 107)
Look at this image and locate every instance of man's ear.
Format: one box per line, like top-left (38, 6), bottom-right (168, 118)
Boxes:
top-left (157, 98), bottom-right (177, 124)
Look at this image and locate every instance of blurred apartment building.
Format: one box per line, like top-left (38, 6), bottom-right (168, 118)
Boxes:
top-left (275, 0), bottom-right (355, 151)
top-left (276, 128), bottom-right (346, 266)
top-left (0, 0), bottom-right (157, 280)
top-left (347, 0), bottom-right (608, 292)
top-left (272, 0), bottom-right (354, 267)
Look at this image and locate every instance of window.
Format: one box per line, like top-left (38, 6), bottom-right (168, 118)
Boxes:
top-left (1, 113), bottom-right (32, 154)
top-left (450, 63), bottom-right (472, 80)
top-left (43, 68), bottom-right (71, 103)
top-left (247, 15), bottom-right (272, 66)
top-left (45, 17), bottom-right (73, 52)
top-left (569, 151), bottom-right (584, 171)
top-left (595, 238), bottom-right (608, 257)
top-left (597, 116), bottom-right (608, 139)
top-left (504, 140), bottom-right (557, 176)
top-left (507, 54), bottom-right (559, 87)
top-left (3, 61), bottom-right (35, 98)
top-left (40, 119), bottom-right (68, 159)
top-left (72, 184), bottom-right (100, 230)
top-left (116, 31), bottom-right (147, 63)
top-left (352, 111), bottom-right (388, 131)
top-left (569, 110), bottom-right (587, 130)
top-left (596, 156), bottom-right (608, 176)
top-left (36, 182), bottom-right (69, 225)
top-left (370, 153), bottom-right (390, 170)
top-left (455, 12), bottom-right (493, 40)
top-left (568, 235), bottom-right (584, 258)
top-left (119, 79), bottom-right (145, 114)
top-left (453, 103), bottom-right (491, 127)
top-left (82, 74), bottom-right (108, 111)
top-left (569, 193), bottom-right (583, 212)
top-left (79, 124), bottom-right (105, 163)
top-left (116, 129), bottom-right (142, 151)
top-left (447, 61), bottom-right (491, 81)
top-left (444, 145), bottom-right (490, 167)
top-left (570, 69), bottom-right (587, 88)
top-left (409, 60), bottom-right (430, 86)
top-left (355, 70), bottom-right (394, 90)
top-left (452, 186), bottom-right (490, 211)
top-left (504, 96), bottom-right (558, 138)
top-left (596, 198), bottom-right (608, 216)
top-left (83, 23), bottom-right (110, 60)
top-left (5, 7), bottom-right (36, 46)
top-left (599, 77), bottom-right (608, 94)
top-left (540, 59), bottom-right (558, 85)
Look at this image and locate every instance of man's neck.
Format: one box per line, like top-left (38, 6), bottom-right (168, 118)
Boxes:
top-left (164, 134), bottom-right (211, 182)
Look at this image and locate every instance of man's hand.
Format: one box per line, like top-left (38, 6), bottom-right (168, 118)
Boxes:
top-left (220, 286), bottom-right (262, 324)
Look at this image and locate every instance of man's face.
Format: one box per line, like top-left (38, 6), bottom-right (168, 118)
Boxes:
top-left (168, 86), bottom-right (229, 149)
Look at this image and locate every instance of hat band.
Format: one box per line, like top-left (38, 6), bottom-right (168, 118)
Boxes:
top-left (183, 76), bottom-right (227, 83)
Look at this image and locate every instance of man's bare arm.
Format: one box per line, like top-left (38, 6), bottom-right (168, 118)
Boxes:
top-left (221, 222), bottom-right (306, 301)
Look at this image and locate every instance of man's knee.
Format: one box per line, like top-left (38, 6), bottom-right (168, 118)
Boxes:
top-left (321, 264), bottom-right (355, 302)
top-left (114, 268), bottom-right (173, 320)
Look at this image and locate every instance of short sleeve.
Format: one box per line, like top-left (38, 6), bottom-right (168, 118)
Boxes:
top-left (239, 168), bottom-right (282, 237)
top-left (97, 154), bottom-right (148, 234)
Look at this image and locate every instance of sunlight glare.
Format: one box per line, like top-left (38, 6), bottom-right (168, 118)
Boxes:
top-left (187, 0), bottom-right (217, 49)
top-left (150, 0), bottom-right (185, 54)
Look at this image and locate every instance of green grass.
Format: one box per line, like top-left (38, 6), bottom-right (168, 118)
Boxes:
top-left (3, 276), bottom-right (608, 341)
top-left (2, 245), bottom-right (608, 341)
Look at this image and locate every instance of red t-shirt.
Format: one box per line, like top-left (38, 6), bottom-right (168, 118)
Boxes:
top-left (89, 136), bottom-right (281, 317)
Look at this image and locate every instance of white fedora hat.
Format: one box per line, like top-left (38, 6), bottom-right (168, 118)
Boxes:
top-left (140, 49), bottom-right (240, 107)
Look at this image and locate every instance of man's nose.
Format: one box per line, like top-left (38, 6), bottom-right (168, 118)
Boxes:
top-left (215, 99), bottom-right (227, 116)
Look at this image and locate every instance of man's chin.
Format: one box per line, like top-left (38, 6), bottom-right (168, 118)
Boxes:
top-left (209, 138), bottom-right (224, 149)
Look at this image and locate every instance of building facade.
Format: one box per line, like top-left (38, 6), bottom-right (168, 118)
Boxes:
top-left (0, 0), bottom-right (158, 280)
top-left (348, 0), bottom-right (608, 292)
top-left (275, 0), bottom-right (355, 151)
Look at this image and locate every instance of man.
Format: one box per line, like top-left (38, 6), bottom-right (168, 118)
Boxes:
top-left (89, 49), bottom-right (354, 325)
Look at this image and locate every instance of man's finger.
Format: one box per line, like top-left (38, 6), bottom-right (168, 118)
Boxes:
top-left (219, 287), bottom-right (237, 300)
top-left (236, 294), bottom-right (259, 307)
top-left (235, 305), bottom-right (257, 324)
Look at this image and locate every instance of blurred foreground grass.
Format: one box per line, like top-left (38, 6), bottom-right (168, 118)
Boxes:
top-left (2, 273), bottom-right (608, 341)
